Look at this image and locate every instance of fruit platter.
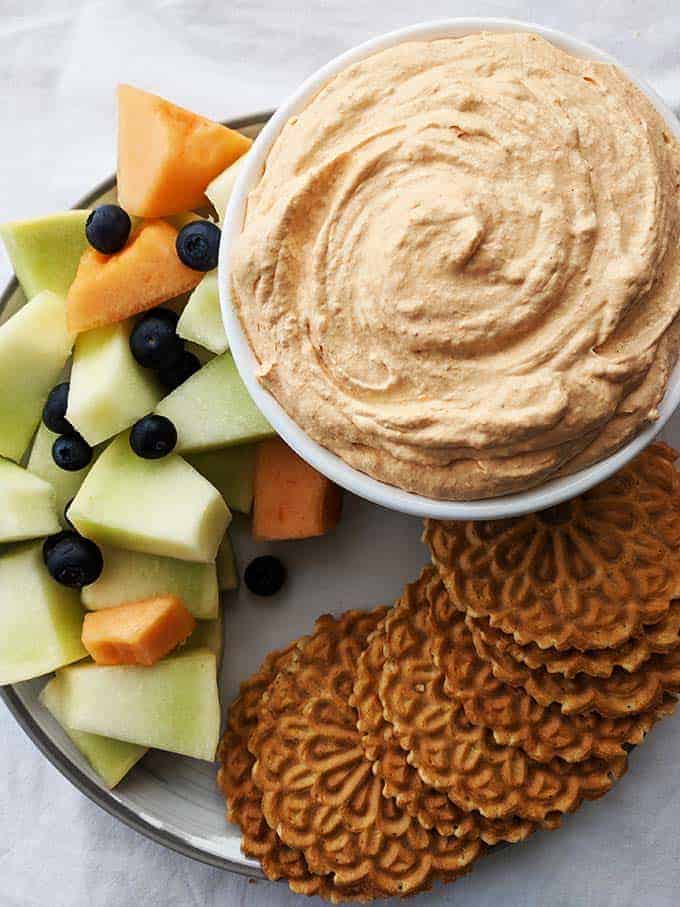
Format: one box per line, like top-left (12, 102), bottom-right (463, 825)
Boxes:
top-left (4, 21), bottom-right (680, 902)
top-left (0, 101), bottom-right (432, 874)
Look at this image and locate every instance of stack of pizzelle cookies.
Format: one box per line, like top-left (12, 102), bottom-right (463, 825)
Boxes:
top-left (218, 442), bottom-right (680, 902)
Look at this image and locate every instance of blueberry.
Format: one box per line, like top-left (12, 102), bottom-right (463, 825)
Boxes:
top-left (129, 414), bottom-right (178, 459)
top-left (52, 433), bottom-right (93, 471)
top-left (176, 220), bottom-right (221, 271)
top-left (43, 383), bottom-right (73, 434)
top-left (244, 556), bottom-right (286, 597)
top-left (42, 530), bottom-right (74, 565)
top-left (44, 531), bottom-right (103, 588)
top-left (157, 350), bottom-right (201, 390)
top-left (86, 204), bottom-right (131, 254)
top-left (130, 308), bottom-right (183, 369)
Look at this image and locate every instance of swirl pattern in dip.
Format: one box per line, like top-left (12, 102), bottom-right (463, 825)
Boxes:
top-left (231, 32), bottom-right (680, 500)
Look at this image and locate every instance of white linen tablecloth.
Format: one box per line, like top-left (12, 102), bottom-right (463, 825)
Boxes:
top-left (2, 2), bottom-right (680, 904)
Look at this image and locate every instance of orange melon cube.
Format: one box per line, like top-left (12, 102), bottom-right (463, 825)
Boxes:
top-left (252, 438), bottom-right (343, 542)
top-left (117, 85), bottom-right (252, 217)
top-left (81, 595), bottom-right (196, 667)
top-left (67, 220), bottom-right (202, 333)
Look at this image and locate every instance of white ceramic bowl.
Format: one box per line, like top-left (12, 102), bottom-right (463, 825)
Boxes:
top-left (219, 17), bottom-right (680, 520)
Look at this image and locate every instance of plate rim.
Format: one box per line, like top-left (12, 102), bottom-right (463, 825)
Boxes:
top-left (0, 111), bottom-right (273, 877)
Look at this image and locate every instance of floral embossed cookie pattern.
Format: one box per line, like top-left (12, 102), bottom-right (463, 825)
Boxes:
top-left (425, 574), bottom-right (675, 760)
top-left (424, 444), bottom-right (680, 651)
top-left (351, 620), bottom-right (538, 844)
top-left (217, 641), bottom-right (367, 901)
top-left (216, 447), bottom-right (680, 902)
top-left (249, 608), bottom-right (483, 899)
top-left (379, 569), bottom-right (626, 821)
top-left (467, 616), bottom-right (680, 719)
top-left (466, 601), bottom-right (680, 679)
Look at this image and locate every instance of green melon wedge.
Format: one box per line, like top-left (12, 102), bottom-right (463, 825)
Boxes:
top-left (216, 534), bottom-right (238, 591)
top-left (0, 290), bottom-right (75, 462)
top-left (185, 613), bottom-right (223, 668)
top-left (0, 210), bottom-right (90, 299)
top-left (0, 542), bottom-right (86, 685)
top-left (0, 458), bottom-right (60, 543)
top-left (206, 156), bottom-right (246, 223)
top-left (186, 444), bottom-right (255, 513)
top-left (177, 273), bottom-right (228, 355)
top-left (27, 424), bottom-right (97, 526)
top-left (69, 434), bottom-right (230, 563)
top-left (40, 673), bottom-right (147, 788)
top-left (67, 321), bottom-right (162, 446)
top-left (82, 545), bottom-right (218, 619)
top-left (155, 352), bottom-right (273, 454)
top-left (60, 648), bottom-right (221, 761)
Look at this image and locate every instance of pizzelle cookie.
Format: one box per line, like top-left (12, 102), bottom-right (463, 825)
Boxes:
top-left (379, 569), bottom-right (627, 821)
top-left (467, 615), bottom-right (680, 719)
top-left (351, 619), bottom-right (538, 844)
top-left (425, 575), bottom-right (674, 760)
top-left (218, 640), bottom-right (362, 900)
top-left (466, 601), bottom-right (680, 679)
top-left (424, 443), bottom-right (680, 652)
top-left (250, 608), bottom-right (483, 899)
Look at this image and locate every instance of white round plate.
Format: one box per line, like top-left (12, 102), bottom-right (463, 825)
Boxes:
top-left (3, 109), bottom-right (680, 883)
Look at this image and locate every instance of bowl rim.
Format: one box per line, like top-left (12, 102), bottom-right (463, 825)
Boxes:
top-left (219, 16), bottom-right (680, 520)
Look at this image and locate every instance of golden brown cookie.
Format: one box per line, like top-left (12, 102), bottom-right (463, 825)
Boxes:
top-left (379, 569), bottom-right (627, 821)
top-left (467, 615), bottom-right (680, 719)
top-left (351, 620), bottom-right (538, 843)
top-left (466, 601), bottom-right (680, 679)
top-left (218, 641), bottom-right (366, 901)
top-left (424, 443), bottom-right (680, 652)
top-left (426, 577), bottom-right (674, 759)
top-left (250, 608), bottom-right (483, 899)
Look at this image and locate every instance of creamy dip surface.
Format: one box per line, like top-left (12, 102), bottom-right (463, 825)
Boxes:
top-left (231, 32), bottom-right (680, 500)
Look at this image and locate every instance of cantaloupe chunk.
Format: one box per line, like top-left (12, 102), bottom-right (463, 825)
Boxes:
top-left (117, 85), bottom-right (252, 217)
top-left (252, 438), bottom-right (343, 542)
top-left (66, 220), bottom-right (202, 333)
top-left (82, 595), bottom-right (196, 667)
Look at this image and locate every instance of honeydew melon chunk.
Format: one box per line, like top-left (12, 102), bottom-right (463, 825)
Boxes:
top-left (186, 444), bottom-right (255, 514)
top-left (185, 613), bottom-right (223, 667)
top-left (60, 648), bottom-right (221, 761)
top-left (216, 534), bottom-right (238, 591)
top-left (0, 210), bottom-right (89, 299)
top-left (66, 321), bottom-right (163, 446)
top-left (206, 156), bottom-right (246, 222)
top-left (0, 542), bottom-right (86, 685)
top-left (155, 352), bottom-right (274, 454)
top-left (0, 290), bottom-right (75, 462)
top-left (69, 434), bottom-right (230, 563)
top-left (0, 459), bottom-right (60, 543)
top-left (27, 424), bottom-right (96, 525)
top-left (82, 545), bottom-right (219, 620)
top-left (40, 674), bottom-right (146, 788)
top-left (177, 273), bottom-right (228, 355)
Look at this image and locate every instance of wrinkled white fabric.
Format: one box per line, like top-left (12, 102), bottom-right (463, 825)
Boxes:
top-left (1, 1), bottom-right (680, 905)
